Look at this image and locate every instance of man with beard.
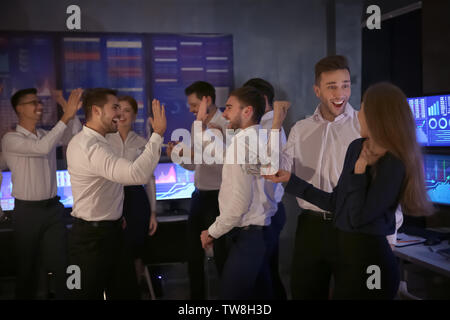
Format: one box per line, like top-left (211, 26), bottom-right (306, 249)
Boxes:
top-left (200, 86), bottom-right (289, 299)
top-left (66, 88), bottom-right (166, 299)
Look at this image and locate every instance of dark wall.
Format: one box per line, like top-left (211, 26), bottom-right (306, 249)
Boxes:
top-left (422, 0), bottom-right (450, 94)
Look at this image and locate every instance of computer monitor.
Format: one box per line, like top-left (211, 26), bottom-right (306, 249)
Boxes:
top-left (1, 163), bottom-right (195, 211)
top-left (408, 93), bottom-right (450, 146)
top-left (423, 153), bottom-right (450, 206)
top-left (0, 170), bottom-right (74, 211)
top-left (154, 163), bottom-right (195, 200)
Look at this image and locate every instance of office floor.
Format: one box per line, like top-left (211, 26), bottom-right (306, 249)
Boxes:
top-left (1, 259), bottom-right (448, 300)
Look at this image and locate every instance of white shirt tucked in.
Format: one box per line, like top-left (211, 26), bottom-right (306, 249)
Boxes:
top-left (282, 103), bottom-right (403, 244)
top-left (67, 126), bottom-right (162, 221)
top-left (106, 131), bottom-right (157, 211)
top-left (208, 125), bottom-right (278, 239)
top-left (1, 118), bottom-right (81, 201)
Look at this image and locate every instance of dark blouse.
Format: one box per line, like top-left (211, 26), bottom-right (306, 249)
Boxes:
top-left (285, 138), bottom-right (405, 236)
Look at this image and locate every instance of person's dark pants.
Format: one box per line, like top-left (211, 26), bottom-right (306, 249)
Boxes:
top-left (68, 218), bottom-right (139, 300)
top-left (269, 202), bottom-right (287, 300)
top-left (13, 197), bottom-right (68, 299)
top-left (333, 230), bottom-right (400, 300)
top-left (220, 226), bottom-right (273, 300)
top-left (291, 210), bottom-right (337, 299)
top-left (187, 189), bottom-right (226, 300)
top-left (123, 185), bottom-right (151, 259)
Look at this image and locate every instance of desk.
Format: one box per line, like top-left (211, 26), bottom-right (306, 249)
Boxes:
top-left (393, 240), bottom-right (450, 278)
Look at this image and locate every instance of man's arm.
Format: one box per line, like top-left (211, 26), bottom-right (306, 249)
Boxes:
top-left (89, 99), bottom-right (166, 185)
top-left (1, 89), bottom-right (83, 157)
top-left (207, 164), bottom-right (254, 239)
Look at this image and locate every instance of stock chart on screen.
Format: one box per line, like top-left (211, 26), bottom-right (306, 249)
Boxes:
top-left (408, 94), bottom-right (450, 146)
top-left (154, 163), bottom-right (195, 200)
top-left (423, 154), bottom-right (450, 205)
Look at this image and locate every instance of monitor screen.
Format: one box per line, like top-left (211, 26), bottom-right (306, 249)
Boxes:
top-left (423, 153), bottom-right (450, 206)
top-left (1, 163), bottom-right (195, 210)
top-left (408, 94), bottom-right (450, 146)
top-left (0, 170), bottom-right (74, 211)
top-left (155, 163), bottom-right (195, 200)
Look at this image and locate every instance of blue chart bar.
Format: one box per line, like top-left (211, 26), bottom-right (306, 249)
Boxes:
top-left (428, 101), bottom-right (439, 116)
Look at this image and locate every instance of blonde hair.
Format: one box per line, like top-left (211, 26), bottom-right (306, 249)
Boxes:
top-left (363, 82), bottom-right (433, 217)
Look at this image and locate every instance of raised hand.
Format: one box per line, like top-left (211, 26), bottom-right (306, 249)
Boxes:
top-left (51, 90), bottom-right (68, 110)
top-left (149, 99), bottom-right (167, 137)
top-left (196, 96), bottom-right (208, 123)
top-left (272, 100), bottom-right (291, 129)
top-left (262, 169), bottom-right (292, 183)
top-left (61, 88), bottom-right (83, 124)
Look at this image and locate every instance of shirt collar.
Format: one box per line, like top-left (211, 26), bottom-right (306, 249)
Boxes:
top-left (16, 125), bottom-right (40, 138)
top-left (234, 124), bottom-right (260, 139)
top-left (312, 102), bottom-right (356, 122)
top-left (261, 110), bottom-right (274, 123)
top-left (83, 125), bottom-right (108, 144)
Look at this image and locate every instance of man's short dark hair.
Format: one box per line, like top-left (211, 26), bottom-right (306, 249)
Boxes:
top-left (82, 88), bottom-right (117, 120)
top-left (185, 81), bottom-right (216, 104)
top-left (230, 86), bottom-right (265, 124)
top-left (243, 78), bottom-right (274, 107)
top-left (11, 88), bottom-right (37, 113)
top-left (315, 55), bottom-right (350, 85)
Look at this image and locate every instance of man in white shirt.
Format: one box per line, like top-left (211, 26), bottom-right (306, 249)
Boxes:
top-left (200, 86), bottom-right (283, 299)
top-left (283, 55), bottom-right (402, 299)
top-left (166, 81), bottom-right (228, 299)
top-left (66, 88), bottom-right (166, 299)
top-left (1, 88), bottom-right (83, 299)
top-left (0, 152), bottom-right (7, 218)
top-left (243, 78), bottom-right (287, 300)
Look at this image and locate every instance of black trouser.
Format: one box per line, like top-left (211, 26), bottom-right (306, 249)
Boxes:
top-left (220, 226), bottom-right (274, 299)
top-left (68, 218), bottom-right (139, 300)
top-left (13, 197), bottom-right (68, 299)
top-left (334, 230), bottom-right (400, 300)
top-left (187, 189), bottom-right (226, 300)
top-left (269, 202), bottom-right (287, 300)
top-left (291, 210), bottom-right (338, 299)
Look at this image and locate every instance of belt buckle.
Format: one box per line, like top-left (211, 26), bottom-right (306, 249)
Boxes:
top-left (322, 212), bottom-right (332, 221)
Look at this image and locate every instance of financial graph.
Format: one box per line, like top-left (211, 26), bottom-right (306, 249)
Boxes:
top-left (408, 94), bottom-right (450, 146)
top-left (154, 163), bottom-right (195, 200)
top-left (424, 154), bottom-right (450, 205)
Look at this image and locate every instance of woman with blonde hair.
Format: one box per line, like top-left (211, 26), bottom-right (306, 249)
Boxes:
top-left (266, 82), bottom-right (433, 299)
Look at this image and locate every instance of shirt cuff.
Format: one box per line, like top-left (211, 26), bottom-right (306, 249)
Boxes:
top-left (56, 120), bottom-right (68, 130)
top-left (149, 132), bottom-right (163, 145)
top-left (208, 222), bottom-right (222, 239)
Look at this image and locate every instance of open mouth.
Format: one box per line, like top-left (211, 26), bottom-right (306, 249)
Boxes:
top-left (112, 118), bottom-right (119, 125)
top-left (331, 100), bottom-right (345, 109)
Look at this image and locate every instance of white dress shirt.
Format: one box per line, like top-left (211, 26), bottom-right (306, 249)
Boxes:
top-left (180, 108), bottom-right (229, 191)
top-left (283, 103), bottom-right (403, 244)
top-left (260, 110), bottom-right (287, 203)
top-left (106, 131), bottom-right (157, 211)
top-left (0, 152), bottom-right (6, 215)
top-left (67, 126), bottom-right (162, 221)
top-left (1, 118), bottom-right (82, 201)
top-left (208, 125), bottom-right (278, 239)
top-left (283, 103), bottom-right (360, 212)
